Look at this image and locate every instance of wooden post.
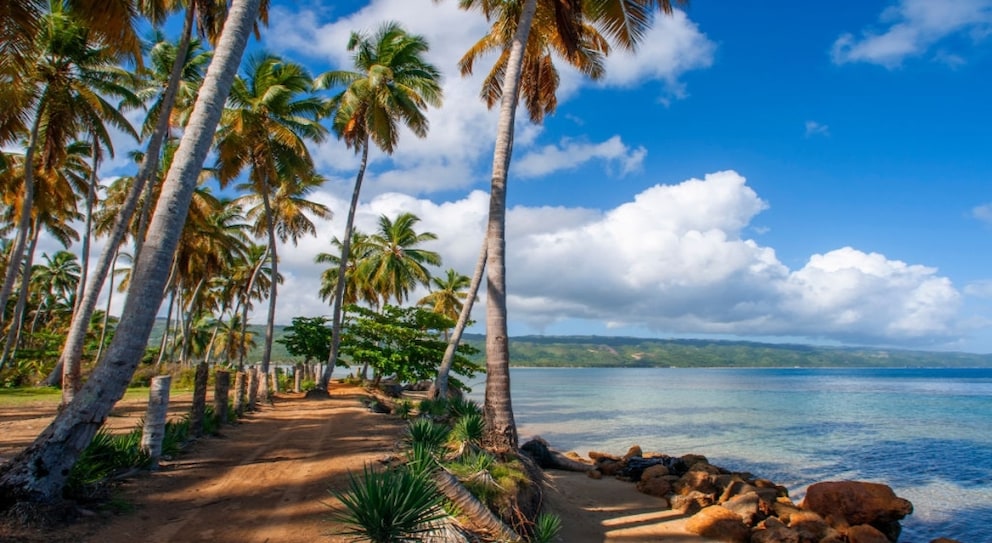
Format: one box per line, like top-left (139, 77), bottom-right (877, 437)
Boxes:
top-left (258, 365), bottom-right (269, 405)
top-left (214, 370), bottom-right (230, 427)
top-left (270, 367), bottom-right (279, 394)
top-left (247, 366), bottom-right (258, 411)
top-left (190, 361), bottom-right (209, 437)
top-left (234, 370), bottom-right (246, 416)
top-left (141, 375), bottom-right (172, 469)
top-left (294, 364), bottom-right (302, 393)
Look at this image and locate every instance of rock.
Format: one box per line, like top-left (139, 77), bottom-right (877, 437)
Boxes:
top-left (641, 464), bottom-right (669, 480)
top-left (787, 511), bottom-right (829, 543)
top-left (751, 524), bottom-right (800, 543)
top-left (685, 505), bottom-right (749, 543)
top-left (719, 479), bottom-right (758, 503)
top-left (671, 490), bottom-right (716, 514)
top-left (675, 470), bottom-right (719, 495)
top-left (624, 445), bottom-right (643, 460)
top-left (930, 539), bottom-right (963, 543)
top-left (521, 437), bottom-right (593, 472)
top-left (597, 458), bottom-right (623, 476)
top-left (722, 491), bottom-right (770, 526)
top-left (846, 524), bottom-right (890, 543)
top-left (588, 450), bottom-right (621, 462)
top-left (682, 453), bottom-right (709, 468)
top-left (801, 481), bottom-right (913, 528)
top-left (636, 476), bottom-right (672, 498)
top-left (587, 469), bottom-right (603, 480)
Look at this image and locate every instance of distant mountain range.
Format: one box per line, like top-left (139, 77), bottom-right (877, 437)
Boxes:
top-left (149, 320), bottom-right (992, 367)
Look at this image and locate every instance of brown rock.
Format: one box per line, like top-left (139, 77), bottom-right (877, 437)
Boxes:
top-left (788, 511), bottom-right (829, 543)
top-left (675, 470), bottom-right (719, 495)
top-left (720, 479), bottom-right (759, 503)
top-left (751, 524), bottom-right (799, 543)
top-left (847, 524), bottom-right (890, 543)
top-left (929, 539), bottom-right (963, 543)
top-left (801, 481), bottom-right (913, 528)
top-left (636, 476), bottom-right (672, 498)
top-left (722, 491), bottom-right (770, 526)
top-left (682, 453), bottom-right (709, 468)
top-left (685, 505), bottom-right (749, 543)
top-left (586, 469), bottom-right (602, 479)
top-left (624, 445), bottom-right (643, 460)
top-left (671, 490), bottom-right (716, 515)
top-left (589, 450), bottom-right (620, 461)
top-left (597, 458), bottom-right (623, 476)
top-left (641, 464), bottom-right (669, 480)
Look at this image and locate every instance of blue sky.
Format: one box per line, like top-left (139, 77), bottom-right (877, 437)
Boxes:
top-left (86, 0), bottom-right (992, 352)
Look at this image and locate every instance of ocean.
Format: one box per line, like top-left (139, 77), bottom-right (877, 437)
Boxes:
top-left (470, 367), bottom-right (992, 542)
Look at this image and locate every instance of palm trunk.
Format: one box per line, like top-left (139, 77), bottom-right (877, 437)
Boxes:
top-left (480, 0), bottom-right (537, 453)
top-left (0, 222), bottom-right (41, 370)
top-left (432, 237), bottom-right (486, 399)
top-left (0, 0), bottom-right (260, 504)
top-left (180, 277), bottom-right (206, 365)
top-left (432, 469), bottom-right (522, 542)
top-left (0, 108), bottom-right (43, 327)
top-left (72, 132), bottom-right (99, 317)
top-left (320, 138), bottom-right (370, 391)
top-left (260, 187), bottom-right (278, 379)
top-left (52, 6), bottom-right (196, 398)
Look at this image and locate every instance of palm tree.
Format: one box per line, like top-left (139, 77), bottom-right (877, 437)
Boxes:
top-left (0, 1), bottom-right (139, 328)
top-left (418, 268), bottom-right (470, 334)
top-left (314, 22), bottom-right (443, 392)
top-left (28, 250), bottom-right (80, 334)
top-left (0, 0), bottom-right (264, 504)
top-left (449, 0), bottom-right (686, 451)
top-left (316, 231), bottom-right (379, 310)
top-left (362, 212), bottom-right (441, 306)
top-left (215, 52), bottom-right (327, 382)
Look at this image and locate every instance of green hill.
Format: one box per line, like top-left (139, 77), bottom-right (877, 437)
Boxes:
top-left (148, 320), bottom-right (992, 367)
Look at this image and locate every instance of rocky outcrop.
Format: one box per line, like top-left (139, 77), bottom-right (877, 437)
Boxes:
top-left (533, 442), bottom-right (943, 543)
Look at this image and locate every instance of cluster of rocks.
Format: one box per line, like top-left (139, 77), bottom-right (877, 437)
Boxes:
top-left (522, 439), bottom-right (960, 543)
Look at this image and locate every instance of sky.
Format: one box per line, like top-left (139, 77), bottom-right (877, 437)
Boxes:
top-left (72, 0), bottom-right (992, 353)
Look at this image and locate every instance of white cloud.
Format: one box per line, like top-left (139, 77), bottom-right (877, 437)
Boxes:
top-left (972, 202), bottom-right (992, 225)
top-left (514, 136), bottom-right (646, 179)
top-left (832, 0), bottom-right (992, 67)
top-left (805, 121), bottom-right (830, 138)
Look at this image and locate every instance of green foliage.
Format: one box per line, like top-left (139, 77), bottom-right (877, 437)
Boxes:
top-left (340, 304), bottom-right (481, 385)
top-left (394, 399), bottom-right (414, 419)
top-left (531, 513), bottom-right (562, 543)
top-left (417, 397), bottom-right (448, 419)
top-left (277, 316), bottom-right (332, 364)
top-left (448, 412), bottom-right (484, 450)
top-left (67, 428), bottom-right (149, 497)
top-left (447, 397), bottom-right (482, 420)
top-left (331, 464), bottom-right (446, 543)
top-left (300, 378), bottom-right (317, 392)
top-left (407, 418), bottom-right (450, 453)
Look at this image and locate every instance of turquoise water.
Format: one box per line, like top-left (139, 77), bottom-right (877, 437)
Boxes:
top-left (471, 367), bottom-right (992, 542)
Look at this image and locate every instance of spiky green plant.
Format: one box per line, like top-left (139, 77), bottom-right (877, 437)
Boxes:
top-left (332, 464), bottom-right (447, 543)
top-left (447, 397), bottom-right (482, 420)
top-left (408, 417), bottom-right (450, 453)
top-left (531, 513), bottom-right (562, 543)
top-left (394, 399), bottom-right (414, 419)
top-left (448, 412), bottom-right (484, 452)
top-left (417, 397), bottom-right (448, 419)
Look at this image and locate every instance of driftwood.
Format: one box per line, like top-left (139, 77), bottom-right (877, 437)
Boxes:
top-left (521, 438), bottom-right (593, 472)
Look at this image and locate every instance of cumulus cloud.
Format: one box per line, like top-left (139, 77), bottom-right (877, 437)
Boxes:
top-left (831, 0), bottom-right (992, 68)
top-left (514, 136), bottom-right (646, 179)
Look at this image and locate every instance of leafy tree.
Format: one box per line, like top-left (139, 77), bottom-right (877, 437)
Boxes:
top-left (277, 316), bottom-right (332, 366)
top-left (341, 304), bottom-right (480, 391)
top-left (314, 21), bottom-right (442, 392)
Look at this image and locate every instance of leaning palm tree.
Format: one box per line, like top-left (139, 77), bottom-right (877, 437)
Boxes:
top-left (215, 52), bottom-right (327, 382)
top-left (448, 0), bottom-right (686, 451)
top-left (313, 22), bottom-right (443, 392)
top-left (0, 0), bottom-right (265, 504)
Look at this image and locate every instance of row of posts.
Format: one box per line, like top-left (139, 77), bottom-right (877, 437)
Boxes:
top-left (140, 363), bottom-right (327, 467)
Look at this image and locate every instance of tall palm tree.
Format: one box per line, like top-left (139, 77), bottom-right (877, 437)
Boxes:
top-left (316, 231), bottom-right (379, 310)
top-left (314, 22), bottom-right (442, 391)
top-left (0, 0), bottom-right (264, 503)
top-left (449, 0), bottom-right (686, 451)
top-left (28, 250), bottom-right (80, 333)
top-left (361, 212), bottom-right (441, 306)
top-left (0, 1), bottom-right (139, 328)
top-left (215, 52), bottom-right (327, 381)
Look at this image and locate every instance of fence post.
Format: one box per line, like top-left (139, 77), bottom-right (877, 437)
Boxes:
top-left (141, 375), bottom-right (172, 469)
top-left (190, 362), bottom-right (209, 437)
top-left (214, 370), bottom-right (230, 427)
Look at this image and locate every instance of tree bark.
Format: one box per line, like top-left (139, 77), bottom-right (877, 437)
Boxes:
top-left (213, 369), bottom-right (230, 427)
top-left (320, 138), bottom-right (370, 391)
top-left (0, 223), bottom-right (40, 369)
top-left (481, 0), bottom-right (537, 453)
top-left (432, 469), bottom-right (522, 542)
top-left (259, 187), bottom-right (278, 396)
top-left (234, 370), bottom-right (246, 416)
top-left (52, 5), bottom-right (197, 399)
top-left (140, 375), bottom-right (172, 469)
top-left (0, 0), bottom-right (261, 504)
top-left (432, 236), bottom-right (486, 400)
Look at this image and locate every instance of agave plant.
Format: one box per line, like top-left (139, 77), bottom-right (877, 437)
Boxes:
top-left (407, 417), bottom-right (450, 453)
top-left (332, 464), bottom-right (447, 543)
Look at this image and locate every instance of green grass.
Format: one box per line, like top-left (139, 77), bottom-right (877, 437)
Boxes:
top-left (0, 386), bottom-right (194, 407)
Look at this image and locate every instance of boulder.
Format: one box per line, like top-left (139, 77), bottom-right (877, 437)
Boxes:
top-left (751, 524), bottom-right (800, 543)
top-left (671, 490), bottom-right (716, 515)
top-left (635, 476), bottom-right (672, 499)
top-left (681, 453), bottom-right (709, 469)
top-left (587, 469), bottom-right (602, 480)
top-left (787, 511), bottom-right (829, 543)
top-left (722, 491), bottom-right (770, 526)
top-left (675, 470), bottom-right (719, 495)
top-left (801, 481), bottom-right (913, 528)
top-left (641, 464), bottom-right (669, 480)
top-left (846, 524), bottom-right (890, 543)
top-left (685, 505), bottom-right (749, 543)
top-left (623, 445), bottom-right (643, 460)
top-left (930, 539), bottom-right (963, 543)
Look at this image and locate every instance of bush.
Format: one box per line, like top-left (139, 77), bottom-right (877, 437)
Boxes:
top-left (393, 400), bottom-right (414, 419)
top-left (332, 464), bottom-right (446, 543)
top-left (448, 412), bottom-right (484, 451)
top-left (532, 513), bottom-right (562, 543)
top-left (407, 418), bottom-right (450, 453)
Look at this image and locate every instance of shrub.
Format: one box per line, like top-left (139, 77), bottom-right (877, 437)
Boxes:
top-left (447, 397), bottom-right (482, 420)
top-left (417, 397), bottom-right (448, 419)
top-left (407, 418), bottom-right (449, 454)
top-left (532, 513), bottom-right (562, 543)
top-left (66, 428), bottom-right (149, 497)
top-left (448, 412), bottom-right (484, 452)
top-left (393, 399), bottom-right (414, 419)
top-left (332, 464), bottom-right (446, 543)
